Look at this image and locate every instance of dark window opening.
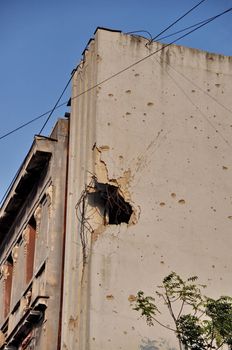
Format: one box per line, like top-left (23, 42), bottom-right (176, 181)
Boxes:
top-left (90, 182), bottom-right (133, 225)
top-left (4, 258), bottom-right (13, 318)
top-left (28, 216), bottom-right (36, 230)
top-left (25, 219), bottom-right (36, 285)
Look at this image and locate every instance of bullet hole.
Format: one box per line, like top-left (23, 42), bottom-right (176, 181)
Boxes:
top-left (90, 182), bottom-right (133, 225)
top-left (108, 93), bottom-right (114, 97)
top-left (212, 265), bottom-right (215, 268)
top-left (107, 122), bottom-right (111, 126)
top-left (171, 193), bottom-right (176, 198)
top-left (128, 295), bottom-right (137, 303)
top-left (215, 83), bottom-right (220, 87)
top-left (227, 216), bottom-right (232, 220)
top-left (106, 295), bottom-right (114, 300)
top-left (207, 89), bottom-right (210, 92)
top-left (143, 113), bottom-right (147, 116)
top-left (194, 126), bottom-right (197, 130)
top-left (134, 73), bottom-right (140, 77)
top-left (178, 199), bottom-right (185, 204)
top-left (159, 202), bottom-right (165, 207)
top-left (125, 90), bottom-right (131, 94)
top-left (147, 102), bottom-right (154, 106)
top-left (126, 112), bottom-right (131, 115)
top-left (222, 166), bottom-right (228, 170)
top-left (191, 89), bottom-right (195, 93)
top-left (160, 261), bottom-right (164, 264)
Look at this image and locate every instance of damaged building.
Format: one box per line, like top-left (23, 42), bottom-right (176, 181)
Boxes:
top-left (0, 28), bottom-right (232, 349)
top-left (0, 120), bottom-right (69, 349)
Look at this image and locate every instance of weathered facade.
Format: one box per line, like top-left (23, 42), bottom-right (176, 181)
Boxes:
top-left (61, 28), bottom-right (232, 350)
top-left (1, 28), bottom-right (232, 350)
top-left (0, 119), bottom-right (68, 349)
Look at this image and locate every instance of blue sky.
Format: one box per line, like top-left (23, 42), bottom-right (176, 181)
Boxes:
top-left (0, 0), bottom-right (231, 202)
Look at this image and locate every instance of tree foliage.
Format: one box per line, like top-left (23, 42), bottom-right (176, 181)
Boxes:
top-left (133, 272), bottom-right (232, 350)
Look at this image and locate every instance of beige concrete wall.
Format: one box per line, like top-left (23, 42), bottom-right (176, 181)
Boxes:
top-left (62, 29), bottom-right (232, 350)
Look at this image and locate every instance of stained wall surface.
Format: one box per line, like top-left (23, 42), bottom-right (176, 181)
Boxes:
top-left (0, 119), bottom-right (69, 350)
top-left (62, 28), bottom-right (232, 350)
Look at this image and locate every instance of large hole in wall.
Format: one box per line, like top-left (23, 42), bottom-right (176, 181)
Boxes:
top-left (88, 182), bottom-right (133, 225)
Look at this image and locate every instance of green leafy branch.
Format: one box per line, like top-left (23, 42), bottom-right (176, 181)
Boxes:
top-left (132, 272), bottom-right (232, 350)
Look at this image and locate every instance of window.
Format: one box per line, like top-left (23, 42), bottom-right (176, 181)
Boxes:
top-left (4, 258), bottom-right (13, 318)
top-left (25, 218), bottom-right (36, 285)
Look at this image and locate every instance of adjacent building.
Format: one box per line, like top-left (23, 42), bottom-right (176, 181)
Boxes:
top-left (1, 28), bottom-right (232, 350)
top-left (0, 120), bottom-right (68, 349)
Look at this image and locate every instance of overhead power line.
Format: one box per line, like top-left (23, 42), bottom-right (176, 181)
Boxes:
top-left (0, 70), bottom-right (77, 141)
top-left (69, 7), bottom-right (232, 105)
top-left (38, 68), bottom-right (77, 135)
top-left (126, 30), bottom-right (152, 40)
top-left (150, 0), bottom-right (207, 41)
top-left (0, 6), bottom-right (231, 142)
top-left (154, 56), bottom-right (232, 148)
top-left (158, 14), bottom-right (219, 41)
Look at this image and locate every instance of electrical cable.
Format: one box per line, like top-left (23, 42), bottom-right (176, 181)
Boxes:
top-left (69, 7), bottom-right (232, 106)
top-left (154, 56), bottom-right (232, 148)
top-left (150, 0), bottom-right (208, 42)
top-left (158, 14), bottom-right (219, 41)
top-left (0, 100), bottom-right (69, 141)
top-left (38, 68), bottom-right (76, 135)
top-left (153, 51), bottom-right (232, 116)
top-left (0, 6), bottom-right (231, 207)
top-left (0, 164), bottom-right (23, 206)
top-left (0, 70), bottom-right (76, 205)
top-left (0, 6), bottom-right (231, 143)
top-left (0, 109), bottom-right (52, 141)
top-left (125, 30), bottom-right (152, 41)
